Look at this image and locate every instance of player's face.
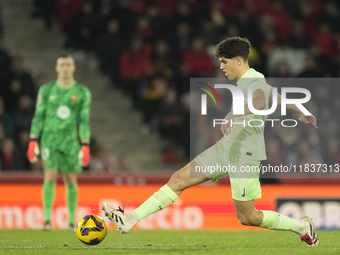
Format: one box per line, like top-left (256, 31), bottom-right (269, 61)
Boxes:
top-left (219, 57), bottom-right (237, 80)
top-left (55, 57), bottom-right (76, 78)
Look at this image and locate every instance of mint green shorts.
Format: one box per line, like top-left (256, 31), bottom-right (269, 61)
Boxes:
top-left (194, 139), bottom-right (261, 201)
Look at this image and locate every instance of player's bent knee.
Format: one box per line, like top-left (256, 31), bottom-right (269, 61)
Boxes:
top-left (237, 214), bottom-right (250, 226)
top-left (237, 213), bottom-right (259, 226)
top-left (168, 170), bottom-right (187, 192)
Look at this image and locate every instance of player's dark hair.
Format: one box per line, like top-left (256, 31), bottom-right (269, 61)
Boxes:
top-left (214, 37), bottom-right (251, 62)
top-left (57, 53), bottom-right (73, 59)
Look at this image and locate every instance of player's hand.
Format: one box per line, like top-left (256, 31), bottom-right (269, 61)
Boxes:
top-left (220, 111), bottom-right (236, 136)
top-left (78, 144), bottom-right (90, 166)
top-left (27, 140), bottom-right (40, 163)
top-left (298, 114), bottom-right (318, 128)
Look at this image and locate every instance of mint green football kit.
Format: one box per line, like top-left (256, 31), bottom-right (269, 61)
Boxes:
top-left (194, 68), bottom-right (272, 201)
top-left (133, 68), bottom-right (309, 240)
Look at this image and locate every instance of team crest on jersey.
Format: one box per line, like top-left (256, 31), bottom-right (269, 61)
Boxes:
top-left (71, 95), bottom-right (78, 102)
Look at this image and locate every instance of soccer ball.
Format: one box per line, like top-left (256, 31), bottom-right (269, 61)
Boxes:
top-left (76, 215), bottom-right (107, 245)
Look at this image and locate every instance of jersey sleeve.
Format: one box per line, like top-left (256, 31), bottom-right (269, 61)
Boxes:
top-left (247, 78), bottom-right (271, 108)
top-left (30, 85), bottom-right (47, 137)
top-left (79, 87), bottom-right (91, 142)
top-left (248, 78), bottom-right (272, 100)
top-left (248, 79), bottom-right (263, 93)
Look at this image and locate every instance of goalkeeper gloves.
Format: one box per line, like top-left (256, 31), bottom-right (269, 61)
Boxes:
top-left (27, 139), bottom-right (40, 163)
top-left (78, 143), bottom-right (90, 166)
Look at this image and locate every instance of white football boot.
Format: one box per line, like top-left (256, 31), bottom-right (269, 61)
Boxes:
top-left (101, 202), bottom-right (137, 234)
top-left (299, 216), bottom-right (320, 246)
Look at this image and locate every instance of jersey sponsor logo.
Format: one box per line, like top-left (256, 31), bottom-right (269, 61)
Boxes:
top-left (71, 95), bottom-right (78, 102)
top-left (50, 95), bottom-right (57, 101)
top-left (57, 105), bottom-right (71, 119)
top-left (41, 148), bottom-right (50, 160)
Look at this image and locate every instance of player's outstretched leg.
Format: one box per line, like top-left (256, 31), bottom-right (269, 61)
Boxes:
top-left (260, 211), bottom-right (319, 246)
top-left (234, 200), bottom-right (319, 246)
top-left (42, 170), bottom-right (58, 230)
top-left (102, 162), bottom-right (209, 234)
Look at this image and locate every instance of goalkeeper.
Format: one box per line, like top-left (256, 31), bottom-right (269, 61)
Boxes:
top-left (28, 54), bottom-right (91, 230)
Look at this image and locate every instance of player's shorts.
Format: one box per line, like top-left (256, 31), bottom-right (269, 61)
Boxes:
top-left (41, 147), bottom-right (82, 173)
top-left (194, 139), bottom-right (261, 202)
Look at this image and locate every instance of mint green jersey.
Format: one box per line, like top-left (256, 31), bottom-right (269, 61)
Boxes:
top-left (30, 81), bottom-right (91, 152)
top-left (222, 68), bottom-right (271, 160)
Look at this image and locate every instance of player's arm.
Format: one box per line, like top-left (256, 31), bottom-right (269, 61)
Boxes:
top-left (30, 86), bottom-right (47, 138)
top-left (237, 89), bottom-right (266, 116)
top-left (221, 89), bottom-right (266, 135)
top-left (79, 88), bottom-right (91, 143)
top-left (78, 88), bottom-right (92, 166)
top-left (28, 86), bottom-right (47, 162)
top-left (269, 87), bottom-right (317, 128)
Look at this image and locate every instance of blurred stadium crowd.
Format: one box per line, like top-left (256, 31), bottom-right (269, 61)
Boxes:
top-left (0, 0), bottom-right (339, 173)
top-left (0, 44), bottom-right (48, 171)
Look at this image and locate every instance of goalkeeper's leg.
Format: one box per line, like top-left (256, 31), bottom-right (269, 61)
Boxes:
top-left (42, 169), bottom-right (58, 230)
top-left (102, 161), bottom-right (209, 233)
top-left (63, 172), bottom-right (78, 230)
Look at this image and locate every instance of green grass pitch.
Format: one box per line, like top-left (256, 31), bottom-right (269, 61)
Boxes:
top-left (0, 230), bottom-right (339, 255)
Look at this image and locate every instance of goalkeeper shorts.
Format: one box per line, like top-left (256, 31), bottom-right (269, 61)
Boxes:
top-left (41, 147), bottom-right (82, 173)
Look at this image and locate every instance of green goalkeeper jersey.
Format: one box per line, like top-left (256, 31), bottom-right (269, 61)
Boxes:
top-left (30, 80), bottom-right (91, 152)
